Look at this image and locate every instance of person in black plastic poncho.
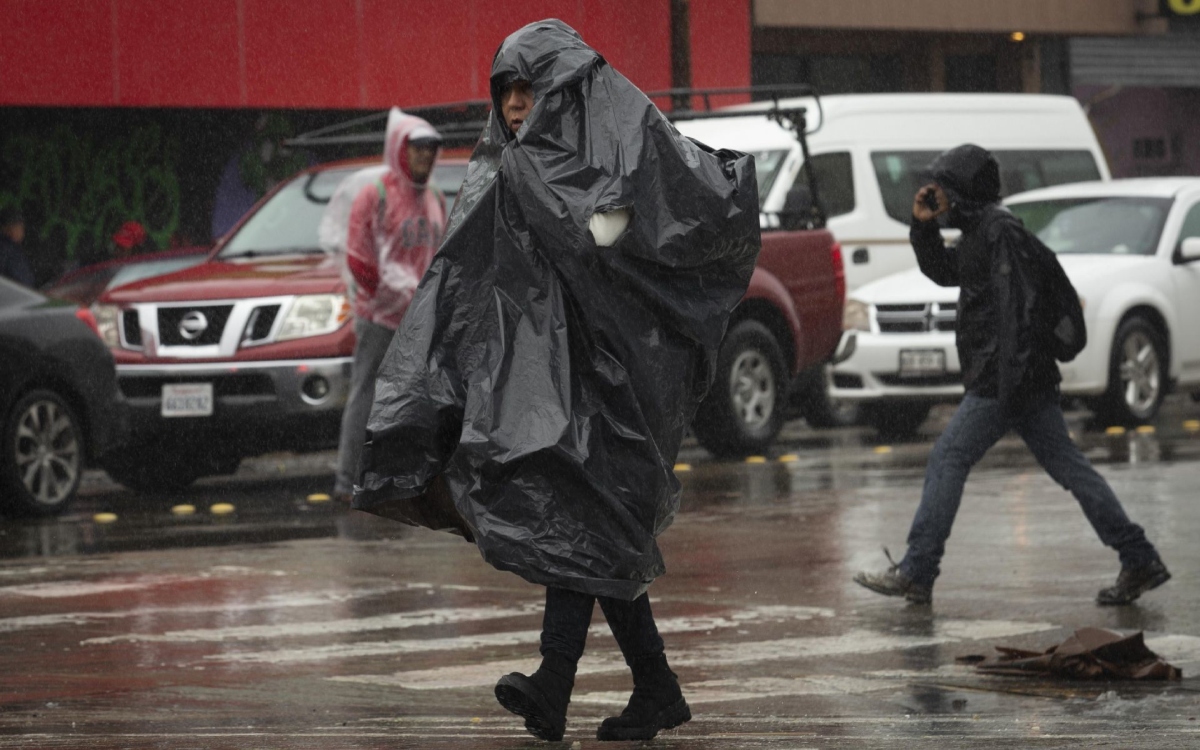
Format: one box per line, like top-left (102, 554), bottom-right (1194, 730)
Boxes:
top-left (353, 19), bottom-right (760, 743)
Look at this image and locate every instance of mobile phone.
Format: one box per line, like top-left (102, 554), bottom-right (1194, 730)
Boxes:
top-left (922, 189), bottom-right (940, 212)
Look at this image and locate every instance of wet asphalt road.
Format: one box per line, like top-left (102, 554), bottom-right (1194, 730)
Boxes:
top-left (3, 399), bottom-right (1200, 748)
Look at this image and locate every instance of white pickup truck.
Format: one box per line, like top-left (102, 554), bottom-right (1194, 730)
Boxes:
top-left (831, 178), bottom-right (1200, 434)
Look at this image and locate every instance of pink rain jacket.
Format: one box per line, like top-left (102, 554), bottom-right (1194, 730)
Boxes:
top-left (345, 111), bottom-right (446, 329)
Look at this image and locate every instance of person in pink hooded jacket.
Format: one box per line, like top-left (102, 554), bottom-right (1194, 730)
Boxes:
top-left (333, 109), bottom-right (446, 501)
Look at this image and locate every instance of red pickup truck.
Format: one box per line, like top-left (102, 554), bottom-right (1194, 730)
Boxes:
top-left (93, 101), bottom-right (843, 491)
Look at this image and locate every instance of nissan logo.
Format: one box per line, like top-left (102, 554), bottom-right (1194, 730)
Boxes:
top-left (179, 311), bottom-right (209, 341)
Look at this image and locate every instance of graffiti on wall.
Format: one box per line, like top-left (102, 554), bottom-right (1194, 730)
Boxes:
top-left (0, 124), bottom-right (181, 269)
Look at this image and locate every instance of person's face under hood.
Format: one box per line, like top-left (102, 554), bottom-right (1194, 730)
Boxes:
top-left (925, 144), bottom-right (1001, 231)
top-left (383, 107), bottom-right (440, 184)
top-left (488, 19), bottom-right (599, 141)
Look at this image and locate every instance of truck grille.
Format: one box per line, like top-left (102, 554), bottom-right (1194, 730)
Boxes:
top-left (875, 302), bottom-right (957, 334)
top-left (158, 305), bottom-right (234, 346)
top-left (122, 310), bottom-right (142, 347)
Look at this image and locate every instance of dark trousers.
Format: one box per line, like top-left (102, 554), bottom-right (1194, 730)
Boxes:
top-left (899, 393), bottom-right (1160, 587)
top-left (334, 317), bottom-right (394, 494)
top-left (540, 587), bottom-right (665, 665)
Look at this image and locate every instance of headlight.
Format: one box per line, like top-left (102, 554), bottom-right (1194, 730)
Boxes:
top-left (275, 295), bottom-right (351, 341)
top-left (843, 299), bottom-right (870, 332)
top-left (91, 304), bottom-right (121, 348)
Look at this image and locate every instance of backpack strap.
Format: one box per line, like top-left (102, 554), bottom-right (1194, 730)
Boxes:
top-left (374, 179), bottom-right (387, 232)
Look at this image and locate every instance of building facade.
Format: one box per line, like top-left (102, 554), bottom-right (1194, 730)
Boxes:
top-left (751, 0), bottom-right (1200, 177)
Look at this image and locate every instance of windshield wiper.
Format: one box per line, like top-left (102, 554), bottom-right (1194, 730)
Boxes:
top-left (220, 247), bottom-right (327, 259)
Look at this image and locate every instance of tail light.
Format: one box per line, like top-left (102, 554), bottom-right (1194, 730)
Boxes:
top-left (830, 242), bottom-right (846, 304)
top-left (75, 307), bottom-right (103, 338)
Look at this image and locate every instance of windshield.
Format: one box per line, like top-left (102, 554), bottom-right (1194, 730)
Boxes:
top-left (1008, 197), bottom-right (1172, 256)
top-left (748, 150), bottom-right (788, 210)
top-left (219, 162), bottom-right (466, 259)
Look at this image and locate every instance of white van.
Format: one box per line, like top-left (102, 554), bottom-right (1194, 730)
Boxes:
top-left (675, 93), bottom-right (1110, 292)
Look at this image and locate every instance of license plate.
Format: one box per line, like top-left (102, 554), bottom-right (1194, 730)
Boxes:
top-left (899, 349), bottom-right (946, 377)
top-left (161, 383), bottom-right (213, 417)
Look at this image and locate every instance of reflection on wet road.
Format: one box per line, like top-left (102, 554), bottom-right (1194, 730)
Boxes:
top-left (2, 400), bottom-right (1199, 748)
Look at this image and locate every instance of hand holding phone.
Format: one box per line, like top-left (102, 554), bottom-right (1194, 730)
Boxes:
top-left (913, 184), bottom-right (945, 221)
top-left (922, 189), bottom-right (940, 212)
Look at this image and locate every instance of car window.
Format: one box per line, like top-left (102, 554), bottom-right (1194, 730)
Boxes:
top-left (220, 164), bottom-right (465, 259)
top-left (0, 276), bottom-right (43, 307)
top-left (1008, 197), bottom-right (1172, 255)
top-left (798, 152), bottom-right (855, 218)
top-left (748, 150), bottom-right (789, 210)
top-left (432, 162), bottom-right (468, 217)
top-left (220, 168), bottom-right (355, 258)
top-left (1177, 202), bottom-right (1200, 245)
top-left (871, 150), bottom-right (1103, 224)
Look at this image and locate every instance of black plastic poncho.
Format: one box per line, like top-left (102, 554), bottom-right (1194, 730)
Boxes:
top-left (354, 19), bottom-right (760, 599)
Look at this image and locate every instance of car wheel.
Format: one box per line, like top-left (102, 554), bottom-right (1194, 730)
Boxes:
top-left (797, 364), bottom-right (861, 428)
top-left (862, 402), bottom-right (932, 440)
top-left (101, 446), bottom-right (202, 494)
top-left (693, 320), bottom-right (788, 458)
top-left (1096, 316), bottom-right (1167, 426)
top-left (1, 390), bottom-right (84, 517)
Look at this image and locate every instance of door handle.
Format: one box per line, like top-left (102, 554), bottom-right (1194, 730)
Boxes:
top-left (852, 247), bottom-right (869, 264)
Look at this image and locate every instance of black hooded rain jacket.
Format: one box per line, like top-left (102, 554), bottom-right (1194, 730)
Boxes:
top-left (910, 144), bottom-right (1060, 414)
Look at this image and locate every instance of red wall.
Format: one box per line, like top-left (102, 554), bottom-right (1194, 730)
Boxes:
top-left (1, 0), bottom-right (750, 109)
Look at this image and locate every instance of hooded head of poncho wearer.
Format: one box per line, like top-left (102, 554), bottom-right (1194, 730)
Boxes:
top-left (354, 19), bottom-right (761, 599)
top-left (924, 143), bottom-right (1001, 231)
top-left (317, 107), bottom-right (445, 329)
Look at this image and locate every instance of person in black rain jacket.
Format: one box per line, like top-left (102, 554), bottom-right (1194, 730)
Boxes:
top-left (354, 19), bottom-right (760, 743)
top-left (853, 144), bottom-right (1169, 607)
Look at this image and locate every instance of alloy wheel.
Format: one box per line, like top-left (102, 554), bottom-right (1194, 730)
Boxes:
top-left (13, 399), bottom-right (80, 508)
top-left (1118, 330), bottom-right (1160, 418)
top-left (730, 349), bottom-right (776, 429)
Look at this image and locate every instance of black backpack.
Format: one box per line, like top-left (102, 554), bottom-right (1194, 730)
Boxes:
top-left (1029, 235), bottom-right (1087, 363)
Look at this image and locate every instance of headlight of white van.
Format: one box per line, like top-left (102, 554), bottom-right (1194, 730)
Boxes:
top-left (843, 299), bottom-right (871, 332)
top-left (275, 295), bottom-right (351, 341)
top-left (91, 304), bottom-right (121, 348)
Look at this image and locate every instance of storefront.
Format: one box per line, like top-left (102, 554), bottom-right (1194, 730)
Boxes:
top-left (749, 0), bottom-right (1154, 96)
top-left (1072, 2), bottom-right (1200, 176)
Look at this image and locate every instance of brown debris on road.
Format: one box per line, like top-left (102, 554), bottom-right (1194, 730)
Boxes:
top-left (958, 627), bottom-right (1182, 681)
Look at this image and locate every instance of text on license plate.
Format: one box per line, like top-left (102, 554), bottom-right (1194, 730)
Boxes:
top-left (899, 349), bottom-right (946, 377)
top-left (161, 383), bottom-right (213, 417)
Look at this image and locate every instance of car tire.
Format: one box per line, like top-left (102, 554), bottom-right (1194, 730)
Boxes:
top-left (101, 446), bottom-right (202, 494)
top-left (1095, 316), bottom-right (1167, 426)
top-left (693, 320), bottom-right (788, 458)
top-left (797, 364), bottom-right (861, 428)
top-left (862, 402), bottom-right (931, 440)
top-left (1, 390), bottom-right (85, 517)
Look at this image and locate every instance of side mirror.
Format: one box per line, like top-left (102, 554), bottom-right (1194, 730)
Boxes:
top-left (780, 184), bottom-right (814, 231)
top-left (1180, 236), bottom-right (1200, 263)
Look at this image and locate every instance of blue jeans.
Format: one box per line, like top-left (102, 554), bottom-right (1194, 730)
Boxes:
top-left (899, 393), bottom-right (1160, 587)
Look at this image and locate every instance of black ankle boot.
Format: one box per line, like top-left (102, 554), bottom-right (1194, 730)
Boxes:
top-left (597, 654), bottom-right (691, 741)
top-left (494, 650), bottom-right (577, 741)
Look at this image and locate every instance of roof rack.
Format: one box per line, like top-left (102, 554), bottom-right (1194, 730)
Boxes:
top-left (286, 84), bottom-right (826, 228)
top-left (647, 85), bottom-right (826, 228)
top-left (286, 99), bottom-right (493, 149)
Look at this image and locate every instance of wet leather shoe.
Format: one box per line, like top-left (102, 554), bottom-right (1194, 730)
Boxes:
top-left (853, 566), bottom-right (932, 605)
top-left (1097, 559), bottom-right (1171, 606)
top-left (597, 654), bottom-right (691, 741)
top-left (495, 651), bottom-right (575, 741)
